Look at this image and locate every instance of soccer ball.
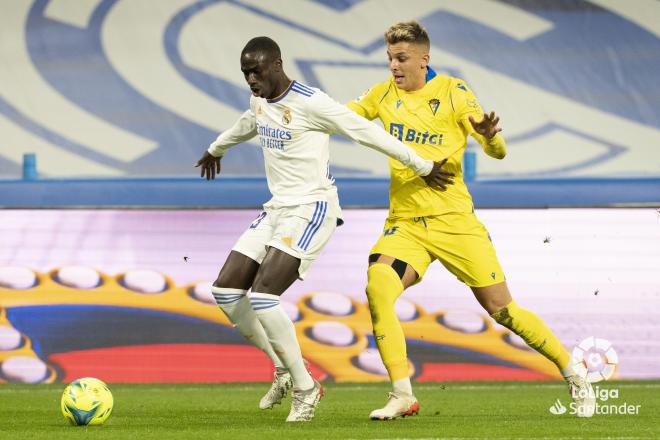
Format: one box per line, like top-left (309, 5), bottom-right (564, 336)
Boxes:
top-left (60, 377), bottom-right (114, 426)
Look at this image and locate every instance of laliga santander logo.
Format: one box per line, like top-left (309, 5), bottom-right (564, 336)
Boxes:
top-left (549, 337), bottom-right (641, 416)
top-left (570, 336), bottom-right (619, 382)
top-left (548, 399), bottom-right (567, 415)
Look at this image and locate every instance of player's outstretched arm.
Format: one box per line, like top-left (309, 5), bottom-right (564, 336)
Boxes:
top-left (468, 111), bottom-right (506, 160)
top-left (195, 108), bottom-right (257, 181)
top-left (452, 80), bottom-right (506, 160)
top-left (469, 111), bottom-right (501, 139)
top-left (308, 92), bottom-right (437, 177)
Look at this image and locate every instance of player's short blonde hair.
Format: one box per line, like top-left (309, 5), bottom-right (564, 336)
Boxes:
top-left (384, 21), bottom-right (430, 50)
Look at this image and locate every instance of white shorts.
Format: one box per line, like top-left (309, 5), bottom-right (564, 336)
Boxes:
top-left (232, 200), bottom-right (341, 279)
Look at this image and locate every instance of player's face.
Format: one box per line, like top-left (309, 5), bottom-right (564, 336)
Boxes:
top-left (240, 52), bottom-right (280, 99)
top-left (387, 42), bottom-right (429, 92)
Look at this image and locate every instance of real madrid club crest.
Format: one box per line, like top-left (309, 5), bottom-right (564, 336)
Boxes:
top-left (428, 98), bottom-right (440, 115)
top-left (282, 109), bottom-right (292, 125)
top-left (256, 105), bottom-right (263, 115)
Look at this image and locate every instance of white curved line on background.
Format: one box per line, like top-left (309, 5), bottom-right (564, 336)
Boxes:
top-left (423, 44), bottom-right (660, 176)
top-left (590, 0), bottom-right (660, 39)
top-left (101, 0), bottom-right (240, 131)
top-left (44, 0), bottom-right (103, 29)
top-left (179, 2), bottom-right (369, 91)
top-left (440, 0), bottom-right (553, 41)
top-left (0, 1), bottom-right (157, 162)
top-left (317, 40), bottom-right (660, 177)
top-left (0, 114), bottom-right (122, 176)
top-left (237, 0), bottom-right (553, 45)
top-left (237, 0), bottom-right (440, 47)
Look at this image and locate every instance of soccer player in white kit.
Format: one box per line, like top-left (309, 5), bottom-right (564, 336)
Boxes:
top-left (195, 37), bottom-right (453, 422)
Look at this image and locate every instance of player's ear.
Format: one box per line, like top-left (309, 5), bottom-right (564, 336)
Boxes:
top-left (273, 58), bottom-right (283, 72)
top-left (421, 53), bottom-right (430, 69)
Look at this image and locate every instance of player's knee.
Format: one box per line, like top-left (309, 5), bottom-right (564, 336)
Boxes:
top-left (366, 263), bottom-right (394, 290)
top-left (366, 264), bottom-right (404, 304)
top-left (490, 300), bottom-right (519, 330)
top-left (482, 297), bottom-right (510, 316)
top-left (213, 275), bottom-right (230, 289)
top-left (213, 268), bottom-right (251, 290)
top-left (491, 301), bottom-right (547, 349)
top-left (251, 269), bottom-right (291, 295)
top-left (250, 276), bottom-right (274, 294)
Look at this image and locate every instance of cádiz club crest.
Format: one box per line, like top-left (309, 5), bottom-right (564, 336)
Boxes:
top-left (428, 98), bottom-right (440, 115)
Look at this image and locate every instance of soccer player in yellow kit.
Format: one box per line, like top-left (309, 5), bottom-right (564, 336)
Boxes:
top-left (348, 21), bottom-right (596, 420)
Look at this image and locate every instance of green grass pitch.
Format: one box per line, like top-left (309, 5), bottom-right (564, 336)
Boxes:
top-left (0, 381), bottom-right (658, 439)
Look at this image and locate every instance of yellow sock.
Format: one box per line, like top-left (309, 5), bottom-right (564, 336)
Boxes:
top-left (366, 264), bottom-right (408, 381)
top-left (491, 300), bottom-right (571, 372)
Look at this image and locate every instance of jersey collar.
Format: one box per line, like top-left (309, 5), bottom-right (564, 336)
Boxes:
top-left (425, 66), bottom-right (437, 83)
top-left (392, 66), bottom-right (437, 97)
top-left (267, 80), bottom-right (294, 103)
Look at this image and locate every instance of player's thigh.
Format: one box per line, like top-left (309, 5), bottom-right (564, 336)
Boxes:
top-left (369, 254), bottom-right (419, 289)
top-left (471, 281), bottom-right (513, 315)
top-left (428, 213), bottom-right (505, 287)
top-left (370, 218), bottom-right (432, 287)
top-left (251, 247), bottom-right (301, 295)
top-left (214, 250), bottom-right (260, 290)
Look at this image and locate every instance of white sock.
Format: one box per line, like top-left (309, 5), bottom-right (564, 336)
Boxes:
top-left (393, 377), bottom-right (413, 396)
top-left (249, 292), bottom-right (314, 390)
top-left (211, 286), bottom-right (285, 369)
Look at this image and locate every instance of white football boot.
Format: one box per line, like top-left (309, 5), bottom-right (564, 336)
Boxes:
top-left (370, 392), bottom-right (420, 420)
top-left (567, 375), bottom-right (596, 417)
top-left (260, 360), bottom-right (312, 410)
top-left (259, 370), bottom-right (293, 410)
top-left (286, 380), bottom-right (324, 422)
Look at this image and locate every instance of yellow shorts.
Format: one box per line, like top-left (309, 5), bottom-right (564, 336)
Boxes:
top-left (370, 212), bottom-right (505, 287)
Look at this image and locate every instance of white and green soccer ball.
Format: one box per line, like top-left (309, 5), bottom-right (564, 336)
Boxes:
top-left (60, 377), bottom-right (114, 426)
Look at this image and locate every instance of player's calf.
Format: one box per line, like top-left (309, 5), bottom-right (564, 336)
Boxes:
top-left (490, 299), bottom-right (571, 372)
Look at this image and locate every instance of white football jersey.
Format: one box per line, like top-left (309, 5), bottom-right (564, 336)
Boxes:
top-left (208, 80), bottom-right (432, 209)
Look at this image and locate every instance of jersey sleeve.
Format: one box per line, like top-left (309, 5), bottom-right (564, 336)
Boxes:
top-left (307, 91), bottom-right (433, 177)
top-left (346, 84), bottom-right (385, 121)
top-left (207, 101), bottom-right (257, 157)
top-left (451, 80), bottom-right (507, 159)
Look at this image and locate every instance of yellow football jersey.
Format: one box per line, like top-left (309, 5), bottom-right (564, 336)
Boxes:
top-left (348, 68), bottom-right (505, 219)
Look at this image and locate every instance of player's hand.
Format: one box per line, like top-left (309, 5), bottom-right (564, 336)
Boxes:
top-left (423, 159), bottom-right (455, 191)
top-left (195, 151), bottom-right (221, 180)
top-left (469, 111), bottom-right (502, 139)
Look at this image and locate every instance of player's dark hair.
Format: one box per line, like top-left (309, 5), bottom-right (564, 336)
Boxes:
top-left (241, 36), bottom-right (281, 61)
top-left (384, 21), bottom-right (430, 50)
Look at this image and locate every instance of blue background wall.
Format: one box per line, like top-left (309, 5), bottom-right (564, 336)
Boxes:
top-left (1, 0), bottom-right (660, 180)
